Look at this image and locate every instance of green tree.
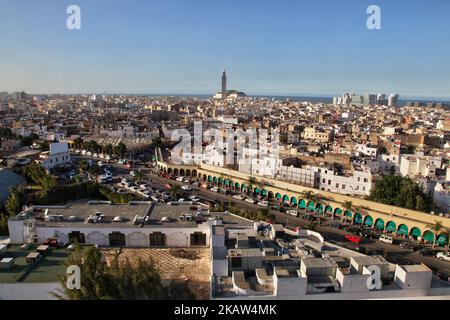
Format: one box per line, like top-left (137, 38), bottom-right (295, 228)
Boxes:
top-left (426, 221), bottom-right (444, 249)
top-left (369, 175), bottom-right (432, 212)
top-left (169, 185), bottom-right (182, 200)
top-left (113, 142), bottom-right (127, 158)
top-left (53, 246), bottom-right (194, 300)
top-left (5, 188), bottom-right (25, 216)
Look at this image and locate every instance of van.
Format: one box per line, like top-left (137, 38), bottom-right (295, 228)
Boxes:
top-left (176, 177), bottom-right (184, 182)
top-left (379, 235), bottom-right (394, 244)
top-left (287, 210), bottom-right (299, 217)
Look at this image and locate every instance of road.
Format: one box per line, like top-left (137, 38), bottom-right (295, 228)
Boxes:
top-left (72, 155), bottom-right (450, 275)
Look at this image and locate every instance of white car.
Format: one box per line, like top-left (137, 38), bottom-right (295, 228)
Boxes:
top-left (130, 171), bottom-right (136, 177)
top-left (379, 235), bottom-right (394, 244)
top-left (287, 210), bottom-right (299, 217)
top-left (436, 252), bottom-right (450, 261)
top-left (140, 184), bottom-right (149, 190)
top-left (98, 161), bottom-right (103, 166)
top-left (129, 186), bottom-right (139, 193)
top-left (178, 198), bottom-right (186, 202)
top-left (176, 177), bottom-right (184, 182)
top-left (189, 196), bottom-right (200, 202)
top-left (232, 195), bottom-right (245, 200)
top-left (151, 196), bottom-right (159, 202)
top-left (210, 187), bottom-right (219, 192)
top-left (181, 185), bottom-right (192, 191)
top-left (258, 201), bottom-right (269, 207)
top-left (245, 198), bottom-right (256, 204)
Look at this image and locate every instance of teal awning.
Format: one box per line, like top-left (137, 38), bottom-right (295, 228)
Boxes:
top-left (335, 208), bottom-right (343, 216)
top-left (397, 224), bottom-right (408, 235)
top-left (354, 213), bottom-right (363, 224)
top-left (410, 227), bottom-right (421, 238)
top-left (308, 202), bottom-right (315, 211)
top-left (299, 199), bottom-right (306, 209)
top-left (422, 231), bottom-right (434, 242)
top-left (291, 197), bottom-right (297, 205)
top-left (345, 210), bottom-right (352, 218)
top-left (375, 219), bottom-right (384, 230)
top-left (386, 221), bottom-right (396, 233)
top-left (364, 216), bottom-right (373, 227)
top-left (437, 234), bottom-right (449, 246)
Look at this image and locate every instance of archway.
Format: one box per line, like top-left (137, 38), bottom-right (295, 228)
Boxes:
top-left (386, 221), bottom-right (396, 233)
top-left (208, 175), bottom-right (212, 182)
top-left (374, 218), bottom-right (385, 230)
top-left (344, 210), bottom-right (353, 220)
top-left (235, 182), bottom-right (240, 189)
top-left (315, 203), bottom-right (324, 215)
top-left (291, 197), bottom-right (297, 206)
top-left (437, 233), bottom-right (449, 246)
top-left (307, 201), bottom-right (315, 212)
top-left (299, 199), bottom-right (306, 209)
top-left (186, 169), bottom-right (191, 176)
top-left (422, 230), bottom-right (435, 243)
top-left (325, 205), bottom-right (333, 216)
top-left (168, 168), bottom-right (173, 174)
top-left (203, 174), bottom-right (207, 181)
top-left (283, 195), bottom-right (290, 204)
top-left (174, 168), bottom-right (179, 176)
top-left (354, 213), bottom-right (363, 225)
top-left (254, 187), bottom-right (261, 195)
top-left (192, 170), bottom-right (197, 177)
top-left (261, 189), bottom-right (267, 197)
top-left (224, 180), bottom-right (229, 188)
top-left (180, 169), bottom-right (185, 176)
top-left (410, 227), bottom-right (421, 240)
top-left (241, 183), bottom-right (247, 192)
top-left (334, 208), bottom-right (342, 216)
top-left (275, 193), bottom-right (282, 200)
top-left (363, 216), bottom-right (373, 227)
top-left (268, 191), bottom-right (274, 199)
top-left (213, 177), bottom-right (218, 184)
top-left (397, 224), bottom-right (409, 237)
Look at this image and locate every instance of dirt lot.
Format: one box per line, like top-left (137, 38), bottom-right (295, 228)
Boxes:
top-left (102, 248), bottom-right (211, 300)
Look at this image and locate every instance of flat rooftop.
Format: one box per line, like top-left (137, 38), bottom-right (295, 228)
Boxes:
top-left (13, 201), bottom-right (253, 229)
top-left (0, 244), bottom-right (76, 283)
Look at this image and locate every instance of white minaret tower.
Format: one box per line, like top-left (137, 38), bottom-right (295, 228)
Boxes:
top-left (221, 70), bottom-right (227, 100)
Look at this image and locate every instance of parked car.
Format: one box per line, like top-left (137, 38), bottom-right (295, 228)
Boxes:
top-left (287, 210), bottom-right (299, 217)
top-left (345, 234), bottom-right (362, 244)
top-left (210, 187), bottom-right (219, 192)
top-left (232, 194), bottom-right (245, 200)
top-left (436, 251), bottom-right (450, 261)
top-left (399, 241), bottom-right (418, 252)
top-left (181, 185), bottom-right (192, 191)
top-left (379, 235), bottom-right (394, 244)
top-left (417, 248), bottom-right (437, 256)
top-left (258, 201), bottom-right (269, 207)
top-left (245, 198), bottom-right (256, 204)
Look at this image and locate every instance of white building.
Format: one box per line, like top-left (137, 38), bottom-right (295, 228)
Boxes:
top-left (433, 181), bottom-right (450, 213)
top-left (38, 142), bottom-right (71, 171)
top-left (400, 155), bottom-right (442, 178)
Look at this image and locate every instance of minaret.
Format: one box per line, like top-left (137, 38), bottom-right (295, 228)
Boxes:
top-left (221, 70), bottom-right (227, 100)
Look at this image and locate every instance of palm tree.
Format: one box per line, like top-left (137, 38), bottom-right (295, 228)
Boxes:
top-left (301, 190), bottom-right (317, 213)
top-left (169, 185), bottom-right (182, 200)
top-left (342, 201), bottom-right (353, 224)
top-left (426, 220), bottom-right (444, 249)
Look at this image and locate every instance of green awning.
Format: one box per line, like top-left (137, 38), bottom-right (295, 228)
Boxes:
top-left (386, 221), bottom-right (396, 233)
top-left (208, 176), bottom-right (212, 181)
top-left (254, 188), bottom-right (260, 194)
top-left (375, 219), bottom-right (384, 230)
top-left (345, 210), bottom-right (352, 218)
top-left (224, 180), bottom-right (229, 186)
top-left (308, 202), bottom-right (315, 211)
top-left (437, 234), bottom-right (449, 246)
top-left (276, 193), bottom-right (281, 199)
top-left (354, 213), bottom-right (363, 224)
top-left (325, 206), bottom-right (333, 213)
top-left (397, 224), bottom-right (408, 235)
top-left (316, 204), bottom-right (324, 214)
top-left (283, 195), bottom-right (290, 202)
top-left (410, 227), bottom-right (421, 238)
top-left (422, 231), bottom-right (434, 242)
top-left (335, 208), bottom-right (342, 216)
top-left (261, 189), bottom-right (267, 197)
top-left (234, 182), bottom-right (240, 188)
top-left (364, 216), bottom-right (373, 227)
top-left (299, 199), bottom-right (306, 209)
top-left (241, 183), bottom-right (246, 190)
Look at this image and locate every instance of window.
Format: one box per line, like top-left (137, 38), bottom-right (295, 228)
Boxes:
top-left (190, 232), bottom-right (206, 246)
top-left (68, 231), bottom-right (85, 243)
top-left (109, 232), bottom-right (126, 246)
top-left (149, 232), bottom-right (166, 247)
top-left (342, 185), bottom-right (346, 190)
top-left (336, 183), bottom-right (340, 188)
top-left (364, 178), bottom-right (368, 183)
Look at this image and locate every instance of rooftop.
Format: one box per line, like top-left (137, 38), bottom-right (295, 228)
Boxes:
top-left (0, 244), bottom-right (76, 283)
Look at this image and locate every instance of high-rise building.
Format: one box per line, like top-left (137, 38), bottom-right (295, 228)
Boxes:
top-left (221, 70), bottom-right (227, 100)
top-left (388, 94), bottom-right (399, 107)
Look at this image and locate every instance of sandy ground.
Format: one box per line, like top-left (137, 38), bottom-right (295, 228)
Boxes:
top-left (102, 248), bottom-right (211, 300)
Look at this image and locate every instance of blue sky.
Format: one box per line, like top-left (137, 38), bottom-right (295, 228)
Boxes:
top-left (0, 0), bottom-right (449, 99)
